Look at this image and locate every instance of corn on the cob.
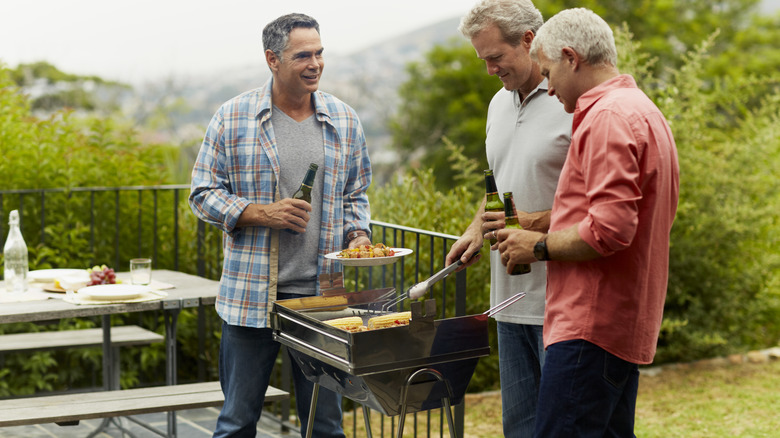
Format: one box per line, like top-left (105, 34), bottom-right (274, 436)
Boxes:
top-left (367, 311), bottom-right (412, 330)
top-left (323, 316), bottom-right (366, 332)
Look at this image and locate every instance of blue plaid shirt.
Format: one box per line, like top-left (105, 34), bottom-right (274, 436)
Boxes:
top-left (189, 79), bottom-right (372, 328)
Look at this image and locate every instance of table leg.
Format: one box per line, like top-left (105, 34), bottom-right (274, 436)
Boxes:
top-left (165, 308), bottom-right (181, 438)
top-left (87, 316), bottom-right (140, 438)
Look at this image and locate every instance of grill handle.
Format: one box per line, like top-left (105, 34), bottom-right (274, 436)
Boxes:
top-left (483, 292), bottom-right (527, 318)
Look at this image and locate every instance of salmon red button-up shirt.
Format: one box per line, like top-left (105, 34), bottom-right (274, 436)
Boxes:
top-left (546, 75), bottom-right (680, 364)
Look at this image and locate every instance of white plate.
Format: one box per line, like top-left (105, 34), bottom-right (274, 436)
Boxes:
top-left (77, 284), bottom-right (152, 301)
top-left (325, 248), bottom-right (413, 267)
top-left (28, 269), bottom-right (87, 283)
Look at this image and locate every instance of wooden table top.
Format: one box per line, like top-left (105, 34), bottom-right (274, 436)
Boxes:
top-left (0, 270), bottom-right (219, 324)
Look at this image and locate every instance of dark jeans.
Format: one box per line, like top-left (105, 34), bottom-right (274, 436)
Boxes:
top-left (533, 339), bottom-right (639, 438)
top-left (213, 316), bottom-right (345, 438)
top-left (497, 322), bottom-right (545, 438)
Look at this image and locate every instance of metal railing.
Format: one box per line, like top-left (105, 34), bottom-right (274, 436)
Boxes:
top-left (0, 185), bottom-right (472, 437)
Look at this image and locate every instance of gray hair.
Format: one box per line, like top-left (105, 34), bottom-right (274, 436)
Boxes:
top-left (458, 0), bottom-right (544, 47)
top-left (262, 13), bottom-right (320, 58)
top-left (530, 8), bottom-right (617, 66)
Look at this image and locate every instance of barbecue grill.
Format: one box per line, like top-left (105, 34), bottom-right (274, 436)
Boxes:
top-left (271, 285), bottom-right (501, 438)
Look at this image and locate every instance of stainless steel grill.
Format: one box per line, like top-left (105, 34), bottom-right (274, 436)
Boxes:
top-left (271, 287), bottom-right (492, 437)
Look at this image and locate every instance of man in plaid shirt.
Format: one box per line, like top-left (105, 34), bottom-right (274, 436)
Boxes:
top-left (189, 13), bottom-right (372, 438)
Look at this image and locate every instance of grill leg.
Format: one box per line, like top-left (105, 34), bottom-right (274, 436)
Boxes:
top-left (396, 368), bottom-right (457, 438)
top-left (362, 405), bottom-right (373, 438)
top-left (305, 382), bottom-right (320, 438)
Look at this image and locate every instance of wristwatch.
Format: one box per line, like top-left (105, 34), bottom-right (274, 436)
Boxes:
top-left (533, 235), bottom-right (550, 261)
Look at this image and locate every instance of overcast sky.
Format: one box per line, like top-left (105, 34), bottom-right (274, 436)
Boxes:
top-left (4, 1), bottom-right (778, 85)
top-left (1, 0), bottom-right (478, 84)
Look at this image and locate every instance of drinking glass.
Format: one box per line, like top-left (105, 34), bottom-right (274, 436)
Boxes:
top-left (130, 258), bottom-right (152, 285)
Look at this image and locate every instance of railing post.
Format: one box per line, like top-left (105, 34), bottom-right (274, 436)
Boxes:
top-left (197, 220), bottom-right (205, 278)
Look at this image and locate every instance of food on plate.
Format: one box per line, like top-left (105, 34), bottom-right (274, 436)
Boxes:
top-left (338, 243), bottom-right (395, 259)
top-left (323, 316), bottom-right (367, 332)
top-left (55, 272), bottom-right (90, 292)
top-left (367, 311), bottom-right (412, 330)
top-left (87, 265), bottom-right (118, 286)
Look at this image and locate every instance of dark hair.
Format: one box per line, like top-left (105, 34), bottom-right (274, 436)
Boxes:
top-left (262, 13), bottom-right (320, 57)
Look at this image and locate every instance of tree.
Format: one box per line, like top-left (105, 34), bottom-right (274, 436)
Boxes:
top-left (388, 41), bottom-right (498, 189)
top-left (389, 1), bottom-right (780, 191)
top-left (8, 61), bottom-right (130, 114)
top-left (535, 0), bottom-right (768, 77)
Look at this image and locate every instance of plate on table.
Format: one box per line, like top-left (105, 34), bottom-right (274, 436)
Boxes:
top-left (325, 248), bottom-right (413, 267)
top-left (77, 284), bottom-right (152, 301)
top-left (28, 269), bottom-right (86, 283)
top-left (42, 283), bottom-right (66, 293)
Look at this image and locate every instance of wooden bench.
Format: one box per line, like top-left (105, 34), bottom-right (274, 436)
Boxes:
top-left (0, 381), bottom-right (289, 428)
top-left (0, 325), bottom-right (164, 353)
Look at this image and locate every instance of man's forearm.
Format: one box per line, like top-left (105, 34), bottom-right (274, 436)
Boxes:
top-left (547, 224), bottom-right (601, 262)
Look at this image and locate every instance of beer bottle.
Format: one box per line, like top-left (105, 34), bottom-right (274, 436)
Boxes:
top-left (502, 192), bottom-right (531, 275)
top-left (484, 169), bottom-right (503, 246)
top-left (286, 163), bottom-right (318, 235)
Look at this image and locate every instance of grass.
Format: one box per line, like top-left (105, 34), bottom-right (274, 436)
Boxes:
top-left (342, 359), bottom-right (780, 437)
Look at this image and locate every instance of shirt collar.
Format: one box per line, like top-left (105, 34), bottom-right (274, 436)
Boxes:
top-left (255, 78), bottom-right (333, 125)
top-left (575, 74), bottom-right (637, 114)
top-left (513, 78), bottom-right (549, 108)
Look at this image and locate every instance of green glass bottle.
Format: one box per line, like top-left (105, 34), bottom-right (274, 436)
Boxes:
top-left (286, 163), bottom-right (318, 235)
top-left (502, 192), bottom-right (531, 275)
top-left (484, 169), bottom-right (503, 246)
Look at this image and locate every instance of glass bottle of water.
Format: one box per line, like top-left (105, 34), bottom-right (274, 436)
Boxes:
top-left (3, 210), bottom-right (29, 293)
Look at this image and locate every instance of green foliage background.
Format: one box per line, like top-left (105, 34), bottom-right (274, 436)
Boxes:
top-left (0, 65), bottom-right (213, 396)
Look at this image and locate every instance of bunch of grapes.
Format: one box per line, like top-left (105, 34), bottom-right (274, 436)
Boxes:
top-left (87, 265), bottom-right (117, 286)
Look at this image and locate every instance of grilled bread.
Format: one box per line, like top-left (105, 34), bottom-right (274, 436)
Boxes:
top-left (367, 311), bottom-right (412, 330)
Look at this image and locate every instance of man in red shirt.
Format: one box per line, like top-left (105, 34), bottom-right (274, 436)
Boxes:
top-left (494, 8), bottom-right (680, 437)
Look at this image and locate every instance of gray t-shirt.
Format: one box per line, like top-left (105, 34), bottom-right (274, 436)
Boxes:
top-left (272, 105), bottom-right (325, 295)
top-left (485, 80), bottom-right (572, 325)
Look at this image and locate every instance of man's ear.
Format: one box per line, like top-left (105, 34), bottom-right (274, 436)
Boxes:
top-left (523, 29), bottom-right (535, 47)
top-left (561, 47), bottom-right (580, 71)
top-left (265, 49), bottom-right (279, 72)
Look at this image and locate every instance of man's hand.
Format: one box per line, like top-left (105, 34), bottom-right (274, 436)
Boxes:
top-left (496, 228), bottom-right (543, 274)
top-left (445, 226), bottom-right (483, 271)
top-left (236, 198), bottom-right (312, 232)
top-left (481, 210), bottom-right (505, 250)
top-left (348, 236), bottom-right (371, 249)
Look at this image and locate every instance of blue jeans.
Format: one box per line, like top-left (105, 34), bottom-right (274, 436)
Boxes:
top-left (213, 314), bottom-right (345, 437)
top-left (533, 339), bottom-right (639, 438)
top-left (497, 322), bottom-right (545, 438)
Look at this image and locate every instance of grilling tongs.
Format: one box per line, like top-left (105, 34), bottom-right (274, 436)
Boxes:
top-left (382, 259), bottom-right (466, 311)
top-left (382, 255), bottom-right (527, 315)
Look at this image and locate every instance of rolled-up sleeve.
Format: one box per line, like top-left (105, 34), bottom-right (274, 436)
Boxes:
top-left (578, 111), bottom-right (642, 256)
top-left (189, 108), bottom-right (251, 234)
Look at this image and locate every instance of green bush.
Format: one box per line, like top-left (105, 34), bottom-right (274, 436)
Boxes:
top-left (0, 65), bottom-right (210, 395)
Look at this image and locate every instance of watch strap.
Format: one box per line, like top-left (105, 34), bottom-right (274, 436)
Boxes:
top-left (534, 235), bottom-right (550, 261)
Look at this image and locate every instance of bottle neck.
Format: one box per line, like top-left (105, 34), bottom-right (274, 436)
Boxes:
top-left (302, 169), bottom-right (317, 188)
top-left (485, 174), bottom-right (498, 194)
